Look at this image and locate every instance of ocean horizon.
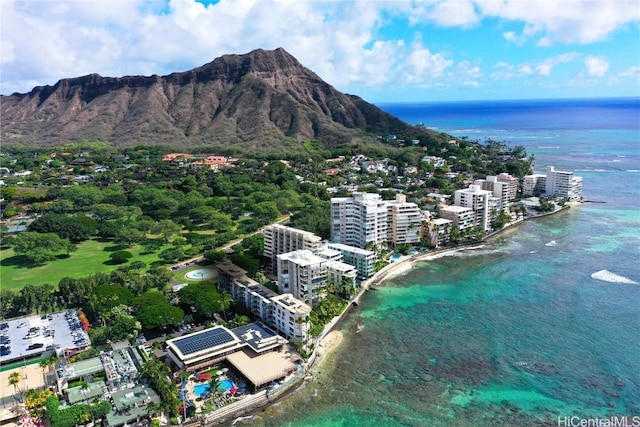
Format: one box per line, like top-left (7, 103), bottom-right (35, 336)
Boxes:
top-left (239, 97), bottom-right (640, 427)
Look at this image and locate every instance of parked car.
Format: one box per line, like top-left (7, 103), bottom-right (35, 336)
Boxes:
top-left (27, 343), bottom-right (44, 350)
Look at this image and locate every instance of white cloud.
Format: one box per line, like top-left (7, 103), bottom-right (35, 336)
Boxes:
top-left (584, 55), bottom-right (609, 77)
top-left (0, 0), bottom-right (637, 98)
top-left (619, 66), bottom-right (640, 78)
top-left (535, 52), bottom-right (581, 76)
top-left (476, 0), bottom-right (640, 45)
top-left (403, 46), bottom-right (454, 83)
top-left (410, 0), bottom-right (480, 28)
top-left (490, 53), bottom-right (581, 80)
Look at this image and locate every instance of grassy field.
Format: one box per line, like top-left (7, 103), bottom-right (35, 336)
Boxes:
top-left (0, 239), bottom-right (172, 291)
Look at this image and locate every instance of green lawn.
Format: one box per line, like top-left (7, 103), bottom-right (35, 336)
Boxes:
top-left (0, 239), bottom-right (172, 291)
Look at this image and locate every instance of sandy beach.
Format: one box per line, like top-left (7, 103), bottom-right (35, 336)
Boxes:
top-left (315, 331), bottom-right (343, 360)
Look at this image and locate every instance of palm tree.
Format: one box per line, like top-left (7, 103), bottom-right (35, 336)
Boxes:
top-left (8, 371), bottom-right (22, 404)
top-left (218, 292), bottom-right (233, 322)
top-left (39, 356), bottom-right (58, 383)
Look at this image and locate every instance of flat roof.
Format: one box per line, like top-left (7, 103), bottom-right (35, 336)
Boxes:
top-left (277, 250), bottom-right (326, 267)
top-left (58, 357), bottom-right (105, 381)
top-left (231, 323), bottom-right (286, 354)
top-left (0, 310), bottom-right (90, 365)
top-left (327, 243), bottom-right (375, 257)
top-left (168, 326), bottom-right (240, 359)
top-left (226, 350), bottom-right (297, 389)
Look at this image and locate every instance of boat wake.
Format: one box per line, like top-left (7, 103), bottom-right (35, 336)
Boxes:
top-left (591, 269), bottom-right (638, 285)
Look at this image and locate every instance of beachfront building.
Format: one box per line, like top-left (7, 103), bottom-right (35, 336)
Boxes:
top-left (331, 192), bottom-right (390, 248)
top-left (271, 294), bottom-right (312, 341)
top-left (326, 243), bottom-right (377, 280)
top-left (330, 192), bottom-right (422, 248)
top-left (166, 323), bottom-right (296, 391)
top-left (453, 185), bottom-right (498, 231)
top-left (544, 166), bottom-right (583, 201)
top-left (474, 173), bottom-right (519, 209)
top-left (390, 194), bottom-right (422, 245)
top-left (325, 260), bottom-right (358, 292)
top-left (438, 205), bottom-right (475, 231)
top-left (263, 224), bottom-right (322, 271)
top-left (315, 247), bottom-right (343, 262)
top-left (425, 218), bottom-right (453, 248)
top-left (217, 260), bottom-right (311, 341)
top-left (523, 173), bottom-right (547, 197)
top-left (276, 250), bottom-right (328, 306)
top-left (523, 167), bottom-right (583, 201)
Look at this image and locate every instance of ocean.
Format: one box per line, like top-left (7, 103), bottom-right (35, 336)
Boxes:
top-left (240, 97), bottom-right (640, 427)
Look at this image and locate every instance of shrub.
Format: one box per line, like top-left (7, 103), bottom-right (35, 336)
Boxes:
top-left (110, 250), bottom-right (133, 264)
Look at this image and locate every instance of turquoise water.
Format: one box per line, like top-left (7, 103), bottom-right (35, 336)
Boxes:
top-left (238, 99), bottom-right (640, 426)
top-left (219, 379), bottom-right (234, 391)
top-left (194, 384), bottom-right (210, 396)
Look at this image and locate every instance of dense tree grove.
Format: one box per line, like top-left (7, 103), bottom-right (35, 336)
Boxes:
top-left (1, 139), bottom-right (533, 339)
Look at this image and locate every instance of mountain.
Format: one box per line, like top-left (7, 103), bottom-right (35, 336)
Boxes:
top-left (1, 48), bottom-right (446, 150)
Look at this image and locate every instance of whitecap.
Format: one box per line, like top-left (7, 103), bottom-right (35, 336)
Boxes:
top-left (627, 170), bottom-right (640, 173)
top-left (545, 240), bottom-right (557, 247)
top-left (591, 269), bottom-right (638, 285)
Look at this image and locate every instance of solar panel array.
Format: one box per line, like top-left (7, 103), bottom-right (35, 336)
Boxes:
top-left (173, 328), bottom-right (235, 355)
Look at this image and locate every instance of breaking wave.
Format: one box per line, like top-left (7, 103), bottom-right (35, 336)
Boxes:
top-left (591, 269), bottom-right (638, 285)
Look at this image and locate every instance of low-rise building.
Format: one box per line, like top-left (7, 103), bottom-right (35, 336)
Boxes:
top-left (326, 243), bottom-right (377, 280)
top-left (438, 205), bottom-right (475, 231)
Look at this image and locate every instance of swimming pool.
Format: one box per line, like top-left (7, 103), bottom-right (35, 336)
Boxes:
top-left (193, 384), bottom-right (210, 397)
top-left (218, 379), bottom-right (233, 391)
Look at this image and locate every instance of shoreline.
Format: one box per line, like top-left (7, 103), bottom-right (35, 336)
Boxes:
top-left (307, 205), bottom-right (577, 372)
top-left (217, 205), bottom-right (578, 424)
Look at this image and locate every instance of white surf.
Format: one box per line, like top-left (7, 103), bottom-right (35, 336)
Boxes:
top-left (591, 269), bottom-right (638, 285)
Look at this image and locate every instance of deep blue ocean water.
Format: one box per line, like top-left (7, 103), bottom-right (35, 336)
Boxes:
top-left (240, 98), bottom-right (640, 427)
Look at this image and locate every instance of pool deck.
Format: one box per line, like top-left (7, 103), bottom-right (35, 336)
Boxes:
top-left (180, 374), bottom-right (241, 415)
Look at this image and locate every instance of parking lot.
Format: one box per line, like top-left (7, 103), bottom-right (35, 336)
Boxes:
top-left (0, 310), bottom-right (91, 365)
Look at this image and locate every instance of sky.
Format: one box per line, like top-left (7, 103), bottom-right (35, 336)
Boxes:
top-left (1, 0), bottom-right (639, 103)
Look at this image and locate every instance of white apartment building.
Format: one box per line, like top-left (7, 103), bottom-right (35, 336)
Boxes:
top-left (425, 218), bottom-right (453, 248)
top-left (263, 224), bottom-right (322, 270)
top-left (325, 260), bottom-right (357, 288)
top-left (390, 194), bottom-right (422, 245)
top-left (331, 193), bottom-right (422, 248)
top-left (496, 173), bottom-right (519, 201)
top-left (474, 173), bottom-right (518, 209)
top-left (331, 192), bottom-right (389, 248)
top-left (216, 260), bottom-right (311, 341)
top-left (315, 247), bottom-right (343, 262)
top-left (438, 205), bottom-right (475, 231)
top-left (276, 250), bottom-right (328, 306)
top-left (545, 166), bottom-right (583, 201)
top-left (523, 167), bottom-right (583, 201)
top-left (523, 174), bottom-right (546, 197)
top-left (454, 185), bottom-right (498, 231)
top-left (271, 294), bottom-right (311, 342)
top-left (326, 243), bottom-right (377, 280)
